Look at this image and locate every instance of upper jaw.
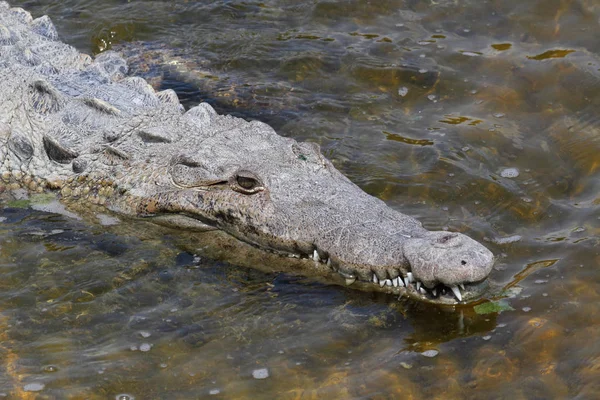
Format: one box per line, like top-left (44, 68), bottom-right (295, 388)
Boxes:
top-left (219, 217), bottom-right (493, 303)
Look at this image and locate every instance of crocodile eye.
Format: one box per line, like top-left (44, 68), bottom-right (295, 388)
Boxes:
top-left (237, 176), bottom-right (258, 190)
top-left (230, 170), bottom-right (264, 194)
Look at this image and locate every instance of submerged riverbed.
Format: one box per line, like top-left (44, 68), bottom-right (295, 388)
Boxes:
top-left (2, 0), bottom-right (600, 398)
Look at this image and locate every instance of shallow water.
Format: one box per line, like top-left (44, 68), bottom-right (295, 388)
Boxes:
top-left (2, 0), bottom-right (600, 398)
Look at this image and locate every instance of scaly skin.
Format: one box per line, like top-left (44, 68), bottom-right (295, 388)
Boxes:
top-left (0, 2), bottom-right (494, 304)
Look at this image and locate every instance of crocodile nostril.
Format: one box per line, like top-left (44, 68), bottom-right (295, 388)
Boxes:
top-left (461, 260), bottom-right (467, 265)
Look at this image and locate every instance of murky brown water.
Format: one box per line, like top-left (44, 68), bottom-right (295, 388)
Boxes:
top-left (2, 0), bottom-right (600, 398)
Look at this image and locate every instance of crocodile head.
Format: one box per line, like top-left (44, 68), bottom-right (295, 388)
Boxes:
top-left (111, 103), bottom-right (494, 303)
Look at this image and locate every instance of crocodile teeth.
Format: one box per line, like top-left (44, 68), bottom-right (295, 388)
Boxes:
top-left (326, 258), bottom-right (331, 267)
top-left (406, 272), bottom-right (414, 284)
top-left (450, 285), bottom-right (462, 301)
top-left (392, 277), bottom-right (398, 287)
top-left (345, 277), bottom-right (356, 286)
top-left (419, 287), bottom-right (427, 294)
top-left (432, 288), bottom-right (437, 297)
top-left (384, 279), bottom-right (392, 287)
top-left (416, 281), bottom-right (421, 291)
top-left (373, 274), bottom-right (379, 284)
top-left (397, 276), bottom-right (405, 287)
top-left (459, 283), bottom-right (465, 291)
top-left (379, 279), bottom-right (386, 287)
top-left (313, 250), bottom-right (320, 262)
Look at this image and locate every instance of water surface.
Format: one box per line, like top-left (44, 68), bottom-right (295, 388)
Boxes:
top-left (2, 0), bottom-right (600, 398)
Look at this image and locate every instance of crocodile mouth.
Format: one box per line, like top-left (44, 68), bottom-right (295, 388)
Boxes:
top-left (287, 249), bottom-right (488, 304)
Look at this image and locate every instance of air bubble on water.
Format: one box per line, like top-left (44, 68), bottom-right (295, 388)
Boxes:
top-left (398, 87), bottom-right (409, 97)
top-left (505, 286), bottom-right (522, 298)
top-left (252, 368), bottom-right (270, 379)
top-left (116, 395), bottom-right (135, 400)
top-left (140, 343), bottom-right (152, 352)
top-left (419, 68), bottom-right (428, 73)
top-left (209, 389), bottom-right (221, 395)
top-left (493, 112), bottom-right (505, 118)
top-left (462, 146), bottom-right (470, 151)
top-left (427, 94), bottom-right (437, 101)
top-left (400, 362), bottom-right (413, 369)
top-left (522, 307), bottom-right (531, 312)
top-left (130, 346), bottom-right (138, 351)
top-left (139, 331), bottom-right (151, 338)
top-left (500, 168), bottom-right (519, 178)
top-left (23, 383), bottom-right (45, 392)
top-left (534, 280), bottom-right (548, 284)
top-left (482, 335), bottom-right (491, 341)
top-left (492, 235), bottom-right (521, 245)
top-left (160, 363), bottom-right (168, 369)
top-left (421, 350), bottom-right (439, 358)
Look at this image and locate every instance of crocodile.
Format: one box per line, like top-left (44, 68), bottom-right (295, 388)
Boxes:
top-left (0, 2), bottom-right (494, 304)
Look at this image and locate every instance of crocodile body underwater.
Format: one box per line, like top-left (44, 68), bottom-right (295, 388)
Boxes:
top-left (0, 2), bottom-right (494, 304)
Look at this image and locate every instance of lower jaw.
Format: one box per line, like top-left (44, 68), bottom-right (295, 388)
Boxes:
top-left (357, 275), bottom-right (490, 304)
top-left (276, 248), bottom-right (488, 305)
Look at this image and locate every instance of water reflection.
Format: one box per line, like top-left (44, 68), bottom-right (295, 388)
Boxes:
top-left (2, 0), bottom-right (600, 398)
